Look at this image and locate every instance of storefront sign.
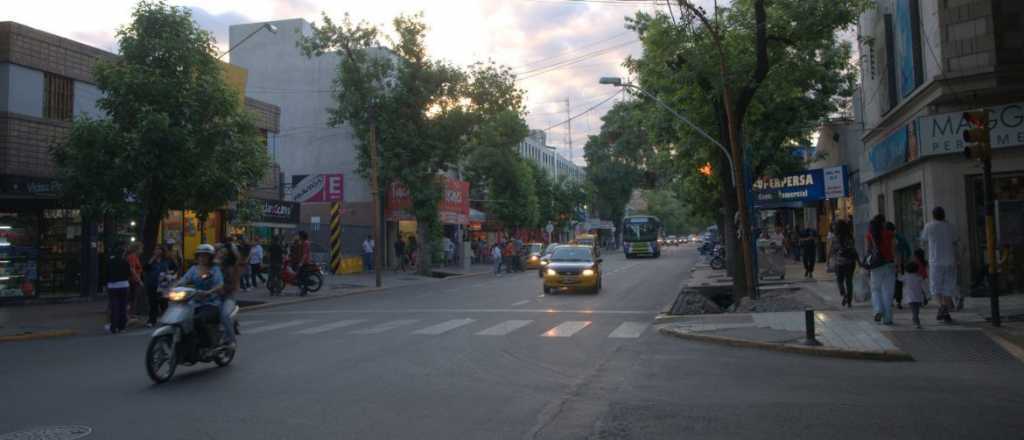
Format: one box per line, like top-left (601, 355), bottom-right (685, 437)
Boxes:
top-left (258, 199), bottom-right (300, 225)
top-left (0, 176), bottom-right (62, 195)
top-left (291, 174), bottom-right (343, 202)
top-left (918, 103), bottom-right (1024, 156)
top-left (866, 126), bottom-right (909, 178)
top-left (387, 178), bottom-right (470, 224)
top-left (752, 166), bottom-right (848, 207)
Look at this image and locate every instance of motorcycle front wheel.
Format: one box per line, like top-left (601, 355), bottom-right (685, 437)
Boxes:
top-left (303, 273), bottom-right (324, 293)
top-left (145, 335), bottom-right (177, 384)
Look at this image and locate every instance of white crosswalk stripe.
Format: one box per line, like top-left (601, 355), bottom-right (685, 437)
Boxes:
top-left (350, 319), bottom-right (419, 335)
top-left (541, 321), bottom-right (591, 337)
top-left (476, 320), bottom-right (533, 336)
top-left (608, 321), bottom-right (648, 338)
top-left (412, 318), bottom-right (476, 335)
top-left (246, 320), bottom-right (312, 334)
top-left (293, 319), bottom-right (367, 335)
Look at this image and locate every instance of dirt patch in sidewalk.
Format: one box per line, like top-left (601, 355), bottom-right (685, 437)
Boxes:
top-left (733, 287), bottom-right (830, 313)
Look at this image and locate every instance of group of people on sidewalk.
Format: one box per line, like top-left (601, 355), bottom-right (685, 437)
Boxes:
top-left (104, 231), bottom-right (313, 335)
top-left (827, 206), bottom-right (961, 329)
top-left (491, 237), bottom-right (527, 275)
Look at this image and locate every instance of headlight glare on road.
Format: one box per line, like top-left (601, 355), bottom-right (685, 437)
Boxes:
top-left (582, 269), bottom-right (595, 277)
top-left (546, 268), bottom-right (557, 276)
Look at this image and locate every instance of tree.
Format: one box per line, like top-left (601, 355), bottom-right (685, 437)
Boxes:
top-left (52, 0), bottom-right (268, 258)
top-left (301, 14), bottom-right (526, 274)
top-left (624, 0), bottom-right (866, 297)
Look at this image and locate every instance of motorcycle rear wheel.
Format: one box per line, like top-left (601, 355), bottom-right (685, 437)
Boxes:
top-left (214, 346), bottom-right (235, 367)
top-left (145, 335), bottom-right (177, 384)
top-left (303, 272), bottom-right (324, 293)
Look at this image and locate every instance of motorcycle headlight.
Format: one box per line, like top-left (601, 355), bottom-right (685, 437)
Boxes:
top-left (582, 269), bottom-right (595, 277)
top-left (546, 268), bottom-right (557, 276)
top-left (167, 289), bottom-right (188, 302)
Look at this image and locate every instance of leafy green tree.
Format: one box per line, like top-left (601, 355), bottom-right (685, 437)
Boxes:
top-left (52, 0), bottom-right (268, 257)
top-left (584, 101), bottom-right (651, 241)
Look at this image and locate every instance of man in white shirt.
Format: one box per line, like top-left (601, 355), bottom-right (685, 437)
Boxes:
top-left (248, 238), bottom-right (265, 288)
top-left (362, 235), bottom-right (374, 272)
top-left (919, 206), bottom-right (958, 322)
top-left (443, 236), bottom-right (455, 266)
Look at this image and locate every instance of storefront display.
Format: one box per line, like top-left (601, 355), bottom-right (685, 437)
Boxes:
top-left (894, 184), bottom-right (923, 249)
top-left (0, 208), bottom-right (82, 298)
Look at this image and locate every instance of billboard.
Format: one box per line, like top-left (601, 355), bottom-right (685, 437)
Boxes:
top-left (386, 177), bottom-right (470, 225)
top-left (291, 174), bottom-right (343, 202)
top-left (752, 166), bottom-right (849, 207)
top-left (917, 103), bottom-right (1024, 157)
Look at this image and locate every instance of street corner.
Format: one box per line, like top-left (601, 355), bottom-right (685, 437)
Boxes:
top-left (0, 329), bottom-right (77, 343)
top-left (657, 324), bottom-right (914, 362)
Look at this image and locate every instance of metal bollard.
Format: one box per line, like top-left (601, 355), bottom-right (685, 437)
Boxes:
top-left (803, 309), bottom-right (821, 346)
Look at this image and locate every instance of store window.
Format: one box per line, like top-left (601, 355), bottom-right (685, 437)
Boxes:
top-left (0, 211), bottom-right (40, 298)
top-left (0, 208), bottom-right (81, 298)
top-left (894, 184), bottom-right (923, 253)
top-left (968, 174), bottom-right (1024, 293)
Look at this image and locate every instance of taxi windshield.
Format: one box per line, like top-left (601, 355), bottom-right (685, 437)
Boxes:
top-left (527, 244), bottom-right (543, 254)
top-left (550, 247), bottom-right (593, 262)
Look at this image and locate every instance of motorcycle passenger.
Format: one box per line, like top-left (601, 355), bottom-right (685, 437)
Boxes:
top-left (173, 244), bottom-right (227, 348)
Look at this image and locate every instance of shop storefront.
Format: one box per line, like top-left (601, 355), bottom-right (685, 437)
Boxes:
top-left (752, 166), bottom-right (851, 260)
top-left (242, 198), bottom-right (300, 240)
top-left (385, 178), bottom-right (470, 266)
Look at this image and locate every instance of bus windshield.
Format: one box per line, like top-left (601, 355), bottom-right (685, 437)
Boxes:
top-left (623, 217), bottom-right (661, 242)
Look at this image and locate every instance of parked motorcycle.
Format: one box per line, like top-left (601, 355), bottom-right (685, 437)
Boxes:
top-left (267, 259), bottom-right (324, 296)
top-left (145, 287), bottom-right (239, 384)
top-left (709, 245), bottom-right (726, 270)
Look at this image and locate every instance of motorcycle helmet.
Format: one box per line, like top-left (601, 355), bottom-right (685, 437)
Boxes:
top-left (195, 243), bottom-right (215, 256)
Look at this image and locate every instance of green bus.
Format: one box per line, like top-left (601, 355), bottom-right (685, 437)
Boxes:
top-left (622, 215), bottom-right (663, 258)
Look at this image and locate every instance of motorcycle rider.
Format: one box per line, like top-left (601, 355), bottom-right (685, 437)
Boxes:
top-left (173, 244), bottom-right (230, 349)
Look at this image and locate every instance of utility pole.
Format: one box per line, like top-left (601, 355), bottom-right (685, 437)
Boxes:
top-left (566, 98), bottom-right (573, 164)
top-left (369, 104), bottom-right (383, 288)
top-left (963, 109), bottom-right (1000, 326)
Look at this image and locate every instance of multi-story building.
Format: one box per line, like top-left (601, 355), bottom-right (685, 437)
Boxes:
top-left (855, 0), bottom-right (1024, 295)
top-left (518, 130), bottom-right (585, 183)
top-left (0, 22), bottom-right (284, 300)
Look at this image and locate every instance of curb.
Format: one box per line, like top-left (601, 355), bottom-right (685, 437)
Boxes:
top-left (658, 326), bottom-right (914, 362)
top-left (0, 329), bottom-right (77, 343)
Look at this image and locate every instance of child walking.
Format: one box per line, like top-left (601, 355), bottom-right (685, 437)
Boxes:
top-left (901, 261), bottom-right (929, 329)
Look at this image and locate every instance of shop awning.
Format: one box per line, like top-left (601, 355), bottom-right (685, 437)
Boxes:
top-left (250, 222), bottom-right (297, 229)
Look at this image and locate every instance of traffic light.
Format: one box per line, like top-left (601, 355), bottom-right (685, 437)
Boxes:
top-left (962, 109), bottom-right (991, 160)
top-left (698, 162), bottom-right (712, 176)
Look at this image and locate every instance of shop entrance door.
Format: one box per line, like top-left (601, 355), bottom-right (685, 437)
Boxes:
top-left (894, 184), bottom-right (923, 256)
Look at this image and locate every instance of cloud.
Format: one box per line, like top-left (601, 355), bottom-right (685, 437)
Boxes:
top-left (186, 5), bottom-right (252, 50)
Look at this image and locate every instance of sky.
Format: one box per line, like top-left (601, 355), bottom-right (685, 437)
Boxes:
top-left (5, 0), bottom-right (719, 166)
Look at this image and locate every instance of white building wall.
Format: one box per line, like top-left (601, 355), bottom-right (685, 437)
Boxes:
top-left (229, 19), bottom-right (369, 204)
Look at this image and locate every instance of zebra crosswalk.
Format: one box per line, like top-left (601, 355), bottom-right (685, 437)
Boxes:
top-left (230, 317), bottom-right (650, 340)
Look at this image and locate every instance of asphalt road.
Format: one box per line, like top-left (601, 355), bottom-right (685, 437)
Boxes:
top-left (2, 245), bottom-right (1023, 439)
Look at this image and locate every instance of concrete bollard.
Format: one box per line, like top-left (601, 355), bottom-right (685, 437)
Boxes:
top-left (803, 309), bottom-right (821, 346)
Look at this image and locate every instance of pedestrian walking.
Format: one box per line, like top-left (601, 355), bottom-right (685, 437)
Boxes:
top-left (900, 261), bottom-right (928, 329)
top-left (866, 214), bottom-right (897, 325)
top-left (143, 244), bottom-right (176, 327)
top-left (799, 228), bottom-right (817, 278)
top-left (512, 237), bottom-right (523, 272)
top-left (248, 237), bottom-right (265, 288)
top-left (502, 240), bottom-right (514, 274)
top-left (362, 235), bottom-right (375, 272)
top-left (828, 220), bottom-right (858, 307)
top-left (105, 242), bottom-right (132, 334)
top-left (888, 222), bottom-right (911, 309)
top-left (920, 206), bottom-right (958, 323)
top-left (443, 235), bottom-right (454, 266)
top-left (394, 236), bottom-right (408, 272)
top-left (492, 243), bottom-right (503, 275)
top-left (408, 236), bottom-right (418, 269)
top-left (238, 236), bottom-right (252, 291)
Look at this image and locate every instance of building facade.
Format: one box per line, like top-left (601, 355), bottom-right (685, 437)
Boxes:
top-left (0, 22), bottom-right (284, 299)
top-left (518, 130), bottom-right (585, 183)
top-left (856, 0), bottom-right (1024, 295)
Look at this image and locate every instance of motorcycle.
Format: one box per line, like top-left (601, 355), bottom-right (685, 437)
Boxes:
top-left (709, 245), bottom-right (726, 270)
top-left (266, 259), bottom-right (324, 296)
top-left (145, 287), bottom-right (239, 384)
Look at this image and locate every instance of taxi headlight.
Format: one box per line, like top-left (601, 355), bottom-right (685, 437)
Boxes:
top-left (582, 269), bottom-right (595, 277)
top-left (540, 260), bottom-right (548, 266)
top-left (167, 289), bottom-right (188, 302)
top-left (530, 255), bottom-right (539, 261)
top-left (546, 268), bottom-right (557, 276)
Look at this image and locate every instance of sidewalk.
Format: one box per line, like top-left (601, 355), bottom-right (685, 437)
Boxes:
top-left (661, 261), bottom-right (1024, 362)
top-left (0, 263), bottom-right (492, 341)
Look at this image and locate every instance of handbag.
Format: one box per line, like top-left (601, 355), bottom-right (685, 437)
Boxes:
top-left (861, 234), bottom-right (885, 270)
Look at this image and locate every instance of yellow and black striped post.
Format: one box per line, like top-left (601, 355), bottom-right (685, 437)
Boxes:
top-left (330, 201), bottom-right (343, 274)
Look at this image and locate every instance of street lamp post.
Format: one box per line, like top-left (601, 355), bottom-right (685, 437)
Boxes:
top-left (219, 23), bottom-right (278, 60)
top-left (599, 76), bottom-right (757, 298)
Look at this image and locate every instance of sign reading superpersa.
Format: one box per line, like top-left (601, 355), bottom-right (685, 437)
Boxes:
top-left (752, 166), bottom-right (848, 207)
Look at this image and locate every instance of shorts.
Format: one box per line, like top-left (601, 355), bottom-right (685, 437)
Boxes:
top-left (929, 264), bottom-right (957, 297)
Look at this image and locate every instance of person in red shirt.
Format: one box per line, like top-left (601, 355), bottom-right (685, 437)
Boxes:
top-left (126, 242), bottom-right (143, 317)
top-left (866, 214), bottom-right (897, 324)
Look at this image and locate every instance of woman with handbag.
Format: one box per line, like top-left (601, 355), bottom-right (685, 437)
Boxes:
top-left (865, 214), bottom-right (897, 324)
top-left (829, 220), bottom-right (857, 307)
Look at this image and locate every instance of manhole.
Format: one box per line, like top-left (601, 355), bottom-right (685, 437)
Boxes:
top-left (0, 426), bottom-right (92, 440)
top-left (884, 331), bottom-right (1017, 362)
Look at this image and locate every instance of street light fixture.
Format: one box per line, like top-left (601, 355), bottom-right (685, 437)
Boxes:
top-left (598, 77), bottom-right (736, 187)
top-left (219, 23), bottom-right (278, 60)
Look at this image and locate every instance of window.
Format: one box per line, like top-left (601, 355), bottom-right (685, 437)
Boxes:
top-left (44, 73), bottom-right (74, 121)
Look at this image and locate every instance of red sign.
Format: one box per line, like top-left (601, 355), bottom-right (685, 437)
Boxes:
top-left (386, 178), bottom-right (469, 224)
top-left (291, 174), bottom-right (343, 202)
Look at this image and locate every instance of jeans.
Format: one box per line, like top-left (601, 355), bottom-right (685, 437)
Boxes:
top-left (250, 263), bottom-right (264, 287)
top-left (910, 302), bottom-right (922, 326)
top-left (220, 297), bottom-right (236, 343)
top-left (494, 259), bottom-right (502, 274)
top-left (108, 288), bottom-right (128, 332)
top-left (835, 264), bottom-right (854, 302)
top-left (802, 248), bottom-right (816, 275)
top-left (869, 263), bottom-right (896, 323)
top-left (363, 252), bottom-right (373, 271)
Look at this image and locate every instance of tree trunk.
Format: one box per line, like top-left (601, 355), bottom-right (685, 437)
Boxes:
top-left (141, 209), bottom-right (162, 260)
top-left (415, 220), bottom-right (432, 276)
top-left (714, 103), bottom-right (749, 299)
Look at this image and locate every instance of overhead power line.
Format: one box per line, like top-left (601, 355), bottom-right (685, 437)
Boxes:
top-left (543, 90), bottom-right (621, 131)
top-left (516, 39), bottom-right (639, 81)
